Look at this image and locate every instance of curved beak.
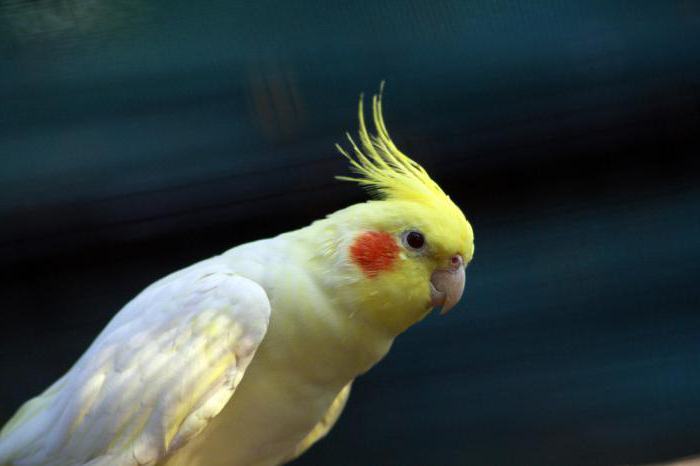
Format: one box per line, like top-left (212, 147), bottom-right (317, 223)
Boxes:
top-left (430, 255), bottom-right (466, 315)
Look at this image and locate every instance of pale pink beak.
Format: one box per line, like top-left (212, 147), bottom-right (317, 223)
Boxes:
top-left (430, 254), bottom-right (466, 315)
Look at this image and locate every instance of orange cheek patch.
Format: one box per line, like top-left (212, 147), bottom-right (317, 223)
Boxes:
top-left (350, 231), bottom-right (400, 278)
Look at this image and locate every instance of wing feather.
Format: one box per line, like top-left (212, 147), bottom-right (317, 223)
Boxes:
top-left (0, 263), bottom-right (270, 466)
top-left (286, 382), bottom-right (352, 462)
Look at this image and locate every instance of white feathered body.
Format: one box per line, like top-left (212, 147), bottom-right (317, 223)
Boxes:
top-left (163, 230), bottom-right (393, 466)
top-left (0, 222), bottom-right (395, 466)
top-left (0, 88), bottom-right (475, 466)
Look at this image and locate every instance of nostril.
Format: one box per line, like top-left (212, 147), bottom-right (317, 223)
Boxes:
top-left (450, 255), bottom-right (462, 268)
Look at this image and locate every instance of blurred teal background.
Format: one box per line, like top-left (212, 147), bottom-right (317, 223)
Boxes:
top-left (1, 1), bottom-right (700, 465)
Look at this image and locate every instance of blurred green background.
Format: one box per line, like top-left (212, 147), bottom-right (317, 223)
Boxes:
top-left (1, 1), bottom-right (700, 465)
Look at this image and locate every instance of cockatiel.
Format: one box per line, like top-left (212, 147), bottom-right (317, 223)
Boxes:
top-left (0, 88), bottom-right (474, 466)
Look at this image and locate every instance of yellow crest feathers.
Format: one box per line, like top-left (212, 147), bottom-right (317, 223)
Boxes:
top-left (336, 84), bottom-right (450, 206)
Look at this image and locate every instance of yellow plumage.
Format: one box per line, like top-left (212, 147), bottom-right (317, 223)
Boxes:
top-left (0, 87), bottom-right (474, 466)
top-left (337, 83), bottom-right (454, 205)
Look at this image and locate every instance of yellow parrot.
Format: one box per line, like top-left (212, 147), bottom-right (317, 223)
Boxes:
top-left (0, 88), bottom-right (474, 466)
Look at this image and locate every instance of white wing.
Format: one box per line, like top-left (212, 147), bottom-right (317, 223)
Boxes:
top-left (0, 262), bottom-right (270, 466)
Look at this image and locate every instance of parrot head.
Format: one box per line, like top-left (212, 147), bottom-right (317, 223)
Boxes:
top-left (320, 87), bottom-right (474, 334)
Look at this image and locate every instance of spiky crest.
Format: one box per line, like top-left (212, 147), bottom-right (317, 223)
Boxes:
top-left (336, 84), bottom-right (451, 207)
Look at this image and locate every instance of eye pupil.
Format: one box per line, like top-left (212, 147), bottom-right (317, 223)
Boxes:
top-left (406, 231), bottom-right (425, 249)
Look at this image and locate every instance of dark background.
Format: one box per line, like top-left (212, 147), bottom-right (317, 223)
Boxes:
top-left (2, 1), bottom-right (700, 465)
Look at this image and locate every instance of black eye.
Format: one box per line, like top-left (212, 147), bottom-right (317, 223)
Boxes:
top-left (404, 231), bottom-right (425, 250)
